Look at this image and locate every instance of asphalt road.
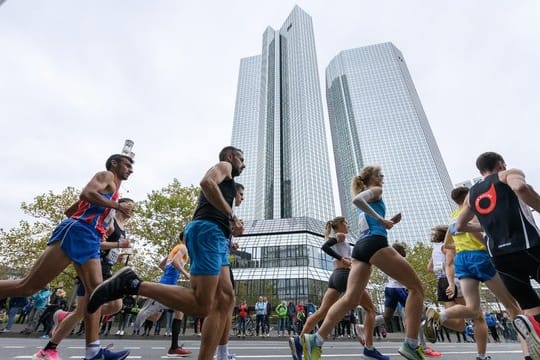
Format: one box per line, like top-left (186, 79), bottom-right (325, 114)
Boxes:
top-left (0, 337), bottom-right (526, 359)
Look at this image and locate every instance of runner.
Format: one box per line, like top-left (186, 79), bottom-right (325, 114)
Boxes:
top-left (0, 151), bottom-right (134, 360)
top-left (455, 152), bottom-right (540, 359)
top-left (33, 198), bottom-right (136, 360)
top-left (87, 146), bottom-right (245, 360)
top-left (300, 166), bottom-right (426, 360)
top-left (288, 216), bottom-right (388, 360)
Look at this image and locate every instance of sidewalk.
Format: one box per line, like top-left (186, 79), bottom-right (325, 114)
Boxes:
top-left (0, 322), bottom-right (405, 342)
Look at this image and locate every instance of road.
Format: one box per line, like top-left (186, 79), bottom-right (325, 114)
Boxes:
top-left (0, 337), bottom-right (525, 359)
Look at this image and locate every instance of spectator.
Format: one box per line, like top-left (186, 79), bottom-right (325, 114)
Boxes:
top-left (287, 300), bottom-right (296, 335)
top-left (255, 296), bottom-right (266, 337)
top-left (22, 286), bottom-right (51, 334)
top-left (2, 297), bottom-right (28, 332)
top-left (275, 301), bottom-right (287, 337)
top-left (238, 299), bottom-right (249, 338)
top-left (264, 296), bottom-right (272, 336)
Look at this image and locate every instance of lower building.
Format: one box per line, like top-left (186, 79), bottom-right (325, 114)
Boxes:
top-left (231, 217), bottom-right (332, 306)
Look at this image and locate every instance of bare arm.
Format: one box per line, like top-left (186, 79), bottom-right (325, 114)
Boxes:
top-left (352, 187), bottom-right (394, 229)
top-left (445, 247), bottom-right (457, 298)
top-left (427, 257), bottom-right (434, 273)
top-left (503, 168), bottom-right (540, 212)
top-left (171, 248), bottom-right (190, 279)
top-left (80, 171), bottom-right (119, 210)
top-left (456, 195), bottom-right (483, 233)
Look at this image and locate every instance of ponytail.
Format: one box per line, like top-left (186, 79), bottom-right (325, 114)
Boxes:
top-left (351, 176), bottom-right (365, 196)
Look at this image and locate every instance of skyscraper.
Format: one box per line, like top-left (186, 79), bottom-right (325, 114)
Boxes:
top-left (232, 6), bottom-right (335, 223)
top-left (326, 42), bottom-right (455, 245)
top-left (230, 6), bottom-right (335, 304)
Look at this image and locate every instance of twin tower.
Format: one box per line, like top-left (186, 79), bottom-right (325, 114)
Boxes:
top-left (230, 6), bottom-right (454, 302)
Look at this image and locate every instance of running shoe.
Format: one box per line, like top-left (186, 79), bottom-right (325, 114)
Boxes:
top-left (32, 348), bottom-right (61, 360)
top-left (424, 346), bottom-right (442, 357)
top-left (288, 335), bottom-right (303, 360)
top-left (355, 324), bottom-right (366, 346)
top-left (84, 346), bottom-right (130, 360)
top-left (87, 267), bottom-right (141, 314)
top-left (398, 342), bottom-right (426, 360)
top-left (167, 346), bottom-right (192, 357)
top-left (475, 356), bottom-right (492, 360)
top-left (301, 333), bottom-right (322, 360)
top-left (513, 315), bottom-right (540, 360)
top-left (423, 307), bottom-right (440, 344)
top-left (363, 346), bottom-right (390, 360)
top-left (51, 310), bottom-right (69, 337)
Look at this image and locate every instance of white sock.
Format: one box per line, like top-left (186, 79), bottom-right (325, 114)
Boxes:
top-left (85, 341), bottom-right (100, 359)
top-left (439, 310), bottom-right (448, 324)
top-left (216, 344), bottom-right (228, 360)
top-left (406, 337), bottom-right (418, 348)
top-left (315, 333), bottom-right (324, 346)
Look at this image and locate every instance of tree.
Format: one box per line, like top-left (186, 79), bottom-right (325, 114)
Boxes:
top-left (0, 187), bottom-right (79, 289)
top-left (406, 242), bottom-right (438, 304)
top-left (127, 178), bottom-right (199, 281)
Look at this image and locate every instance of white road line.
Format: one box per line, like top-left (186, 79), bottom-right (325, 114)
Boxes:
top-left (4, 345), bottom-right (26, 348)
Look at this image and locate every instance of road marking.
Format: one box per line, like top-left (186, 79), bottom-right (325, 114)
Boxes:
top-left (4, 345), bottom-right (26, 348)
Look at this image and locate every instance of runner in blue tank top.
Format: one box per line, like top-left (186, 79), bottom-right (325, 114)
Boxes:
top-left (302, 165), bottom-right (427, 360)
top-left (0, 152), bottom-right (134, 360)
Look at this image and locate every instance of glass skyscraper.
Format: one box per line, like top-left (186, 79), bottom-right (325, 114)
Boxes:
top-left (326, 43), bottom-right (455, 246)
top-left (230, 6), bottom-right (335, 304)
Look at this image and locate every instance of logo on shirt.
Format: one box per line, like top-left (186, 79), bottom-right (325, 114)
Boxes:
top-left (474, 183), bottom-right (497, 215)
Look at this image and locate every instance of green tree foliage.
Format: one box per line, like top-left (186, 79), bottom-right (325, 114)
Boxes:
top-left (0, 187), bottom-right (79, 289)
top-left (406, 242), bottom-right (438, 304)
top-left (127, 179), bottom-right (199, 280)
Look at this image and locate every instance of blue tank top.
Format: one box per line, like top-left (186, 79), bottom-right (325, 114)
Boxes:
top-left (71, 188), bottom-right (119, 236)
top-left (357, 199), bottom-right (387, 239)
top-left (160, 262), bottom-right (181, 285)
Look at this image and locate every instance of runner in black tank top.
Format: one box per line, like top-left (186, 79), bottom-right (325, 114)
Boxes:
top-left (456, 152), bottom-right (540, 360)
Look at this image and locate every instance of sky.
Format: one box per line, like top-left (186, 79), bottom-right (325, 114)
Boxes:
top-left (1, 1), bottom-right (539, 231)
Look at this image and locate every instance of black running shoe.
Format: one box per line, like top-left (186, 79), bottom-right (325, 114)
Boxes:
top-left (87, 267), bottom-right (141, 314)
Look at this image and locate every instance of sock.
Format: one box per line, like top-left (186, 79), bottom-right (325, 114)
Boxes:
top-left (406, 337), bottom-right (418, 348)
top-left (171, 318), bottom-right (181, 349)
top-left (365, 345), bottom-right (374, 350)
top-left (439, 310), bottom-right (448, 324)
top-left (85, 341), bottom-right (100, 359)
top-left (478, 354), bottom-right (486, 359)
top-left (44, 342), bottom-right (58, 351)
top-left (216, 344), bottom-right (228, 360)
top-left (315, 333), bottom-right (324, 346)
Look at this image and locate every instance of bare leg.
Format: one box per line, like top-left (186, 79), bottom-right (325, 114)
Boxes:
top-left (301, 289), bottom-right (340, 336)
top-left (199, 267), bottom-right (234, 360)
top-left (0, 243), bottom-right (71, 297)
top-left (317, 261), bottom-right (372, 338)
top-left (358, 290), bottom-right (376, 347)
top-left (442, 298), bottom-right (466, 332)
top-left (371, 247), bottom-right (424, 340)
top-left (74, 260), bottom-right (103, 348)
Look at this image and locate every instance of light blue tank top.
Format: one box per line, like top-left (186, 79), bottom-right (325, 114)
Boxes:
top-left (357, 199), bottom-right (387, 239)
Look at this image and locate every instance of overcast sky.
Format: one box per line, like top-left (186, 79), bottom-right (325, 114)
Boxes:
top-left (1, 1), bottom-right (539, 231)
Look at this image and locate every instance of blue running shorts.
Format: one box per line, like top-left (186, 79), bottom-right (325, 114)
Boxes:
top-left (48, 218), bottom-right (101, 265)
top-left (184, 220), bottom-right (229, 276)
top-left (454, 250), bottom-right (496, 282)
top-left (384, 287), bottom-right (408, 310)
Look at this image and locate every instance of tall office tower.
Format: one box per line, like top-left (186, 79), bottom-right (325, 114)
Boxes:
top-left (326, 42), bottom-right (455, 245)
top-left (232, 5), bottom-right (335, 222)
top-left (230, 6), bottom-right (335, 304)
top-left (231, 55), bottom-right (261, 220)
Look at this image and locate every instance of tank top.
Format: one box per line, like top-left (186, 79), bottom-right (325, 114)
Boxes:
top-left (357, 198), bottom-right (387, 239)
top-left (431, 243), bottom-right (446, 278)
top-left (192, 178), bottom-right (236, 237)
top-left (332, 241), bottom-right (352, 259)
top-left (71, 186), bottom-right (119, 236)
top-left (469, 173), bottom-right (540, 256)
top-left (449, 208), bottom-right (486, 253)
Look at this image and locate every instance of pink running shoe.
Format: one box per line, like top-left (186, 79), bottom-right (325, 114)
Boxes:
top-left (424, 346), bottom-right (442, 357)
top-left (32, 348), bottom-right (61, 360)
top-left (355, 324), bottom-right (366, 346)
top-left (51, 310), bottom-right (69, 338)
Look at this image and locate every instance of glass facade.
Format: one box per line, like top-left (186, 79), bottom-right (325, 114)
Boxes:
top-left (231, 217), bottom-right (332, 304)
top-left (326, 43), bottom-right (455, 246)
top-left (231, 6), bottom-right (335, 223)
